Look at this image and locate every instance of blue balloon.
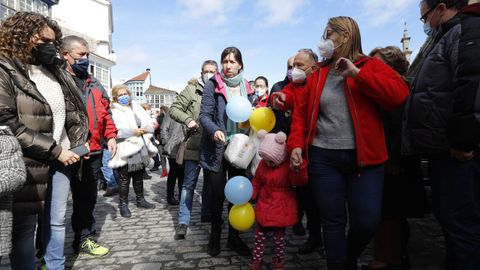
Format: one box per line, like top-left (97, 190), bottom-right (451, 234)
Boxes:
top-left (226, 96), bottom-right (252, 123)
top-left (224, 176), bottom-right (253, 205)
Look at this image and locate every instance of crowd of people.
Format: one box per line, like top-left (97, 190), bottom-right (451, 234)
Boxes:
top-left (0, 0), bottom-right (479, 269)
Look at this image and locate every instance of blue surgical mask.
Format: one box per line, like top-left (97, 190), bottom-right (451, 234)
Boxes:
top-left (72, 58), bottom-right (90, 78)
top-left (423, 21), bottom-right (434, 36)
top-left (118, 95), bottom-right (130, 106)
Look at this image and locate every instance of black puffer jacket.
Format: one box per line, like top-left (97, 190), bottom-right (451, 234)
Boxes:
top-left (402, 15), bottom-right (462, 155)
top-left (448, 5), bottom-right (480, 151)
top-left (0, 57), bottom-right (89, 215)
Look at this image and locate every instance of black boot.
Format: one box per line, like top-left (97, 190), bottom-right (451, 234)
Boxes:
top-left (298, 233), bottom-right (323, 254)
top-left (119, 203), bottom-right (131, 218)
top-left (133, 177), bottom-right (155, 209)
top-left (137, 198), bottom-right (155, 209)
top-left (118, 168), bottom-right (131, 218)
top-left (227, 225), bottom-right (251, 256)
top-left (293, 220), bottom-right (306, 236)
top-left (207, 222), bottom-right (221, 257)
top-left (166, 171), bottom-right (178, 204)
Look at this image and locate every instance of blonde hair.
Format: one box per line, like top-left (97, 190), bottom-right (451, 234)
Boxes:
top-left (111, 84), bottom-right (131, 104)
top-left (328, 16), bottom-right (363, 63)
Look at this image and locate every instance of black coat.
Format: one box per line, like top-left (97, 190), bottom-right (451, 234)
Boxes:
top-left (403, 9), bottom-right (480, 155)
top-left (0, 57), bottom-right (89, 215)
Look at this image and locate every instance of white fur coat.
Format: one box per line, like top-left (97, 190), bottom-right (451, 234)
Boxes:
top-left (108, 101), bottom-right (158, 168)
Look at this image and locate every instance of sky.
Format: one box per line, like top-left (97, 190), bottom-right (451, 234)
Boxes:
top-left (111, 0), bottom-right (428, 92)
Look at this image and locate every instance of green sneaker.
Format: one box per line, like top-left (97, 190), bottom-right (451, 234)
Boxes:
top-left (39, 258), bottom-right (47, 270)
top-left (79, 238), bottom-right (109, 256)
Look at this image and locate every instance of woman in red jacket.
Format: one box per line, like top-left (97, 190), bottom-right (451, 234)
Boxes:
top-left (288, 16), bottom-right (409, 270)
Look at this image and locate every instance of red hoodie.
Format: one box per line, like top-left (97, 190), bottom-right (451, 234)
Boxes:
top-left (288, 57), bottom-right (409, 167)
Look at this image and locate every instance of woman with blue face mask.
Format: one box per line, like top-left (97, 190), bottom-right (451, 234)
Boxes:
top-left (288, 16), bottom-right (410, 269)
top-left (108, 85), bottom-right (158, 218)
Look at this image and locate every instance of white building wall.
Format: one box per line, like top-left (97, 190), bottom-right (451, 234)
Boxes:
top-left (52, 0), bottom-right (115, 91)
top-left (52, 0), bottom-right (112, 55)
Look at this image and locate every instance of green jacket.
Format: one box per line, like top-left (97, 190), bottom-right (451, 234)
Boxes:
top-left (169, 78), bottom-right (203, 161)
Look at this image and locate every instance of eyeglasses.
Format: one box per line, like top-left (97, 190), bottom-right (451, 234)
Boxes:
top-left (322, 28), bottom-right (339, 40)
top-left (420, 7), bottom-right (435, 23)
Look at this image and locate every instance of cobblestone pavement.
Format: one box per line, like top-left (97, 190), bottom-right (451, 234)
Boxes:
top-left (0, 169), bottom-right (445, 270)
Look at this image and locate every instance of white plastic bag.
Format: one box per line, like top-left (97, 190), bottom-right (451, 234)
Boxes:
top-left (249, 130), bottom-right (262, 177)
top-left (224, 133), bottom-right (257, 169)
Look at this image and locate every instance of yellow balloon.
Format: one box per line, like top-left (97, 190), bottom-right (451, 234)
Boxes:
top-left (249, 107), bottom-right (276, 132)
top-left (229, 203), bottom-right (255, 231)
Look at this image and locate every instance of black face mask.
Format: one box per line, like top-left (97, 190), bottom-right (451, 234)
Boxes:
top-left (31, 43), bottom-right (57, 65)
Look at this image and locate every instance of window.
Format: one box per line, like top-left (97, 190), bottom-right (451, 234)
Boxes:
top-left (1, 2), bottom-right (15, 21)
top-left (91, 62), bottom-right (110, 93)
top-left (1, 0), bottom-right (14, 7)
top-left (1, 6), bottom-right (13, 21)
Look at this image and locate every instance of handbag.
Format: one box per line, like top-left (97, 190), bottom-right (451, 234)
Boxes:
top-left (175, 128), bottom-right (195, 166)
top-left (175, 141), bottom-right (185, 165)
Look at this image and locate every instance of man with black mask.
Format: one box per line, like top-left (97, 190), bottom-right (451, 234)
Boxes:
top-left (60, 35), bottom-right (117, 257)
top-left (0, 12), bottom-right (89, 269)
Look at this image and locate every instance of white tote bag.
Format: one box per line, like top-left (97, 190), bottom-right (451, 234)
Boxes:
top-left (224, 133), bottom-right (257, 169)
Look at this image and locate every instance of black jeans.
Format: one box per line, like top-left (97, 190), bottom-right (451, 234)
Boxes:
top-left (167, 158), bottom-right (184, 199)
top-left (70, 153), bottom-right (102, 246)
top-left (204, 159), bottom-right (244, 227)
top-left (296, 184), bottom-right (322, 237)
top-left (429, 156), bottom-right (480, 270)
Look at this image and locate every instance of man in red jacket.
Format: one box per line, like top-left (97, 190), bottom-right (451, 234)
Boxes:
top-left (270, 48), bottom-right (324, 255)
top-left (60, 35), bottom-right (117, 256)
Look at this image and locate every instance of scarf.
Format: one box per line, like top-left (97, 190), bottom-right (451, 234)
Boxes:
top-left (221, 71), bottom-right (248, 140)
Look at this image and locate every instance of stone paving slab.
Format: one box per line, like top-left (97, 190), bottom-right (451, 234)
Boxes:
top-left (0, 170), bottom-right (444, 269)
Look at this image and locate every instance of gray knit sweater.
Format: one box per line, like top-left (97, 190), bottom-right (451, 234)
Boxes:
top-left (0, 126), bottom-right (26, 256)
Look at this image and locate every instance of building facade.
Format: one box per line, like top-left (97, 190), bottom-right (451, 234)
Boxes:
top-left (144, 85), bottom-right (177, 110)
top-left (1, 0), bottom-right (57, 22)
top-left (124, 69), bottom-right (151, 104)
top-left (52, 0), bottom-right (115, 94)
top-left (1, 0), bottom-right (115, 94)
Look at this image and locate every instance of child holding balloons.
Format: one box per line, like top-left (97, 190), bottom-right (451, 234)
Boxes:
top-left (249, 130), bottom-right (301, 270)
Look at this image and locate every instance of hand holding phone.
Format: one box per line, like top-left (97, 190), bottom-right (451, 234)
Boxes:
top-left (69, 144), bottom-right (90, 158)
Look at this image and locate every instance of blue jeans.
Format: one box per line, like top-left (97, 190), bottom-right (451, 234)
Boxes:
top-left (308, 147), bottom-right (384, 266)
top-left (178, 160), bottom-right (202, 225)
top-left (43, 162), bottom-right (72, 270)
top-left (10, 213), bottom-right (37, 270)
top-left (102, 148), bottom-right (117, 188)
top-left (429, 155), bottom-right (480, 270)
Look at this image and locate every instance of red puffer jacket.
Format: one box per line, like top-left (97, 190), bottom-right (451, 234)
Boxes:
top-left (288, 57), bottom-right (409, 167)
top-left (252, 160), bottom-right (298, 227)
top-left (81, 76), bottom-right (117, 153)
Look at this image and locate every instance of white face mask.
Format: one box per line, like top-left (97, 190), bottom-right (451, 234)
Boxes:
top-left (255, 87), bottom-right (267, 96)
top-left (318, 39), bottom-right (342, 60)
top-left (291, 67), bottom-right (307, 83)
top-left (202, 72), bottom-right (215, 83)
